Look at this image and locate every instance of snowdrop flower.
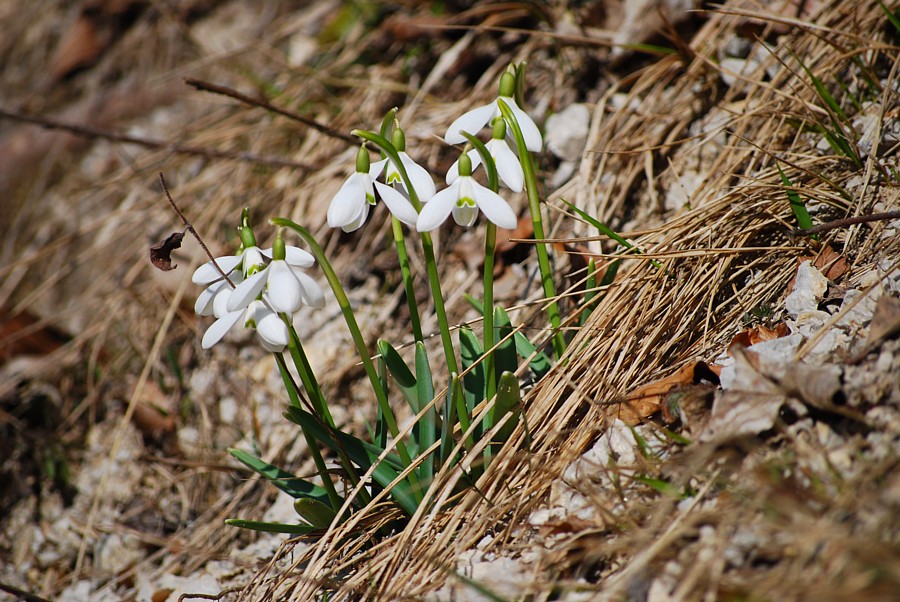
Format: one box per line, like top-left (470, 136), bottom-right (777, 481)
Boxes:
top-left (328, 146), bottom-right (418, 231)
top-left (193, 215), bottom-right (324, 351)
top-left (416, 152), bottom-right (517, 232)
top-left (199, 294), bottom-right (290, 352)
top-left (379, 126), bottom-right (436, 202)
top-left (446, 118), bottom-right (524, 192)
top-left (445, 71), bottom-right (542, 153)
top-left (225, 230), bottom-right (324, 314)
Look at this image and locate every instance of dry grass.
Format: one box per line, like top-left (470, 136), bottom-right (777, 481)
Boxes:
top-left (1, 0), bottom-right (899, 601)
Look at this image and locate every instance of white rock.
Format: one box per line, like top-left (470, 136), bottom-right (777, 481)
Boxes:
top-left (546, 104), bottom-right (591, 162)
top-left (784, 261), bottom-right (828, 318)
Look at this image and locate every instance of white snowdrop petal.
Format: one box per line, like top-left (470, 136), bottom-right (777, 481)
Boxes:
top-left (452, 203), bottom-right (479, 227)
top-left (327, 174), bottom-right (367, 229)
top-left (369, 158), bottom-right (388, 179)
top-left (242, 247), bottom-right (265, 272)
top-left (491, 140), bottom-right (524, 192)
top-left (473, 182), bottom-right (518, 229)
top-left (226, 270), bottom-right (268, 312)
top-left (267, 261), bottom-right (303, 314)
top-left (505, 98), bottom-right (543, 152)
top-left (201, 310), bottom-right (242, 349)
top-left (416, 185), bottom-right (459, 232)
top-left (375, 182), bottom-right (419, 228)
top-left (400, 153), bottom-right (436, 201)
top-left (192, 255), bottom-right (242, 285)
top-left (195, 285), bottom-right (217, 316)
top-left (445, 103), bottom-right (497, 144)
top-left (283, 246), bottom-right (315, 268)
top-left (255, 311), bottom-right (289, 348)
top-left (294, 270), bottom-right (326, 308)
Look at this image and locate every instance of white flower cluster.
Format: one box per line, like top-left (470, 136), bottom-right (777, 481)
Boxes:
top-left (328, 70), bottom-right (541, 234)
top-left (193, 233), bottom-right (324, 352)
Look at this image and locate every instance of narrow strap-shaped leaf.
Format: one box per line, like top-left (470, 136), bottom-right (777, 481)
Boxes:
top-left (493, 371), bottom-right (521, 445)
top-left (229, 448), bottom-right (334, 505)
top-left (415, 341), bottom-right (436, 490)
top-left (512, 331), bottom-right (552, 380)
top-left (440, 373), bottom-right (462, 468)
top-left (293, 497), bottom-right (338, 529)
top-left (459, 326), bottom-right (485, 442)
top-left (492, 306), bottom-right (518, 385)
top-left (283, 406), bottom-right (419, 515)
top-left (225, 519), bottom-right (321, 534)
top-left (377, 339), bottom-right (420, 418)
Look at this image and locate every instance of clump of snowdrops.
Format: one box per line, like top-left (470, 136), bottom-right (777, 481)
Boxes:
top-left (190, 64), bottom-right (574, 534)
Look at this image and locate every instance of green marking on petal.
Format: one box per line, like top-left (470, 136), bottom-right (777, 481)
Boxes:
top-left (366, 192), bottom-right (376, 205)
top-left (457, 196), bottom-right (476, 208)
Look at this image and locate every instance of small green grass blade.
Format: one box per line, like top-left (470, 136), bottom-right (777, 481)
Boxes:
top-left (776, 162), bottom-right (816, 236)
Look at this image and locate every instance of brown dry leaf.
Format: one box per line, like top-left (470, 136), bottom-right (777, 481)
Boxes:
top-left (701, 349), bottom-right (787, 441)
top-left (727, 322), bottom-right (790, 354)
top-left (867, 294), bottom-right (900, 346)
top-left (789, 245), bottom-right (848, 289)
top-left (49, 0), bottom-right (146, 81)
top-left (617, 361), bottom-right (719, 424)
top-left (495, 215), bottom-right (534, 255)
top-left (149, 231), bottom-right (185, 272)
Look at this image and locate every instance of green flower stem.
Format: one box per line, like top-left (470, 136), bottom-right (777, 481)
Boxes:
top-left (392, 217), bottom-right (424, 343)
top-left (285, 323), bottom-right (334, 426)
top-left (351, 129), bottom-right (465, 419)
top-left (497, 99), bottom-right (565, 359)
top-left (271, 218), bottom-right (422, 502)
top-left (274, 352), bottom-right (344, 511)
top-left (482, 224), bottom-right (497, 403)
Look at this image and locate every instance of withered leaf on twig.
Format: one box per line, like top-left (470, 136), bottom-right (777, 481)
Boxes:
top-left (149, 231), bottom-right (185, 271)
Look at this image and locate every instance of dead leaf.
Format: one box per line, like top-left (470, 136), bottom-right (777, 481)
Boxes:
top-left (728, 322), bottom-right (790, 354)
top-left (789, 244), bottom-right (848, 289)
top-left (495, 216), bottom-right (534, 256)
top-left (867, 294), bottom-right (900, 345)
top-left (149, 231), bottom-right (184, 271)
top-left (618, 361), bottom-right (720, 424)
top-left (701, 349), bottom-right (786, 441)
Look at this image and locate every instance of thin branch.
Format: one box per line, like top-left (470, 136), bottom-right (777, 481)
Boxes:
top-left (0, 107), bottom-right (314, 171)
top-left (184, 78), bottom-right (358, 145)
top-left (793, 210), bottom-right (900, 236)
top-left (159, 173), bottom-right (235, 287)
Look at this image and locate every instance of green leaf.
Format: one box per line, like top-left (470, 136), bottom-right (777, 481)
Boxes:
top-left (415, 341), bottom-right (436, 488)
top-left (293, 497), bottom-right (338, 529)
top-left (560, 199), bottom-right (662, 269)
top-left (377, 339), bottom-right (419, 416)
top-left (492, 307), bottom-right (518, 387)
top-left (880, 0), bottom-right (900, 35)
top-left (512, 331), bottom-right (552, 380)
top-left (283, 406), bottom-right (419, 515)
top-left (492, 371), bottom-right (521, 450)
top-left (459, 326), bottom-right (486, 442)
top-left (225, 519), bottom-right (321, 534)
top-left (377, 339), bottom-right (416, 388)
top-left (440, 374), bottom-right (463, 467)
top-left (776, 162), bottom-right (815, 235)
top-left (633, 475), bottom-right (680, 497)
top-left (229, 448), bottom-right (333, 505)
